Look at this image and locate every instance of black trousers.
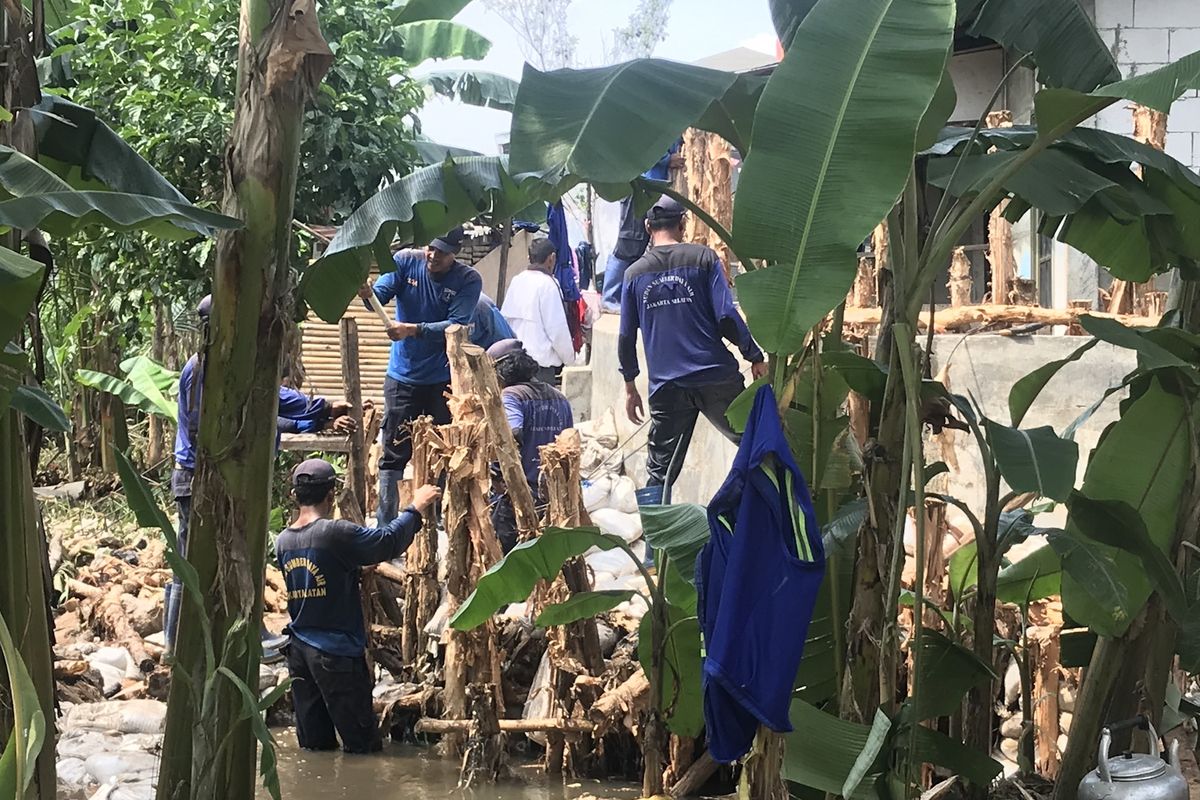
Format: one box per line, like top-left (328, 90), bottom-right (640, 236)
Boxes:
top-left (286, 638), bottom-right (379, 754)
top-left (646, 377), bottom-right (745, 489)
top-left (381, 377), bottom-right (451, 473)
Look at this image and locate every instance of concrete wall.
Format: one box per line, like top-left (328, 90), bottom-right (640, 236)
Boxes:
top-left (1093, 0), bottom-right (1200, 169)
top-left (574, 317), bottom-right (1138, 516)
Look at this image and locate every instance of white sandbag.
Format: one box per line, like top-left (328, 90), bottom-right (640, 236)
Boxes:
top-left (111, 781), bottom-right (157, 800)
top-left (585, 547), bottom-right (638, 578)
top-left (90, 647), bottom-right (140, 680)
top-left (615, 573), bottom-right (650, 593)
top-left (57, 756), bottom-right (89, 788)
top-left (582, 476), bottom-right (614, 512)
top-left (590, 571), bottom-right (617, 590)
top-left (521, 651), bottom-right (553, 747)
top-left (66, 700), bottom-right (168, 735)
top-left (423, 594), bottom-right (452, 643)
top-left (607, 476), bottom-right (639, 514)
top-left (85, 752), bottom-right (160, 784)
top-left (499, 602), bottom-right (530, 622)
top-left (590, 508), bottom-right (642, 543)
top-left (92, 662), bottom-right (125, 696)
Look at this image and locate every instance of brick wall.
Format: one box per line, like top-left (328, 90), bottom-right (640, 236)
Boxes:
top-left (1093, 0), bottom-right (1200, 168)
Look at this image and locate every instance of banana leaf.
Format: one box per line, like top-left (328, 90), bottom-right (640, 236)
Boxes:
top-left (0, 246), bottom-right (44, 348)
top-left (536, 590), bottom-right (635, 627)
top-left (301, 156), bottom-right (562, 322)
top-left (508, 60), bottom-right (747, 189)
top-left (638, 601), bottom-right (703, 737)
top-left (0, 609), bottom-right (47, 800)
top-left (732, 0), bottom-right (954, 353)
top-left (1009, 339), bottom-right (1099, 426)
top-left (397, 21), bottom-right (491, 64)
top-left (1060, 379), bottom-right (1191, 636)
top-left (10, 385), bottom-right (69, 432)
top-left (0, 146), bottom-right (240, 240)
top-left (394, 0), bottom-right (475, 24)
top-left (983, 419), bottom-right (1078, 502)
top-left (450, 526), bottom-right (632, 631)
top-left (421, 69), bottom-right (519, 112)
top-left (76, 355), bottom-right (178, 422)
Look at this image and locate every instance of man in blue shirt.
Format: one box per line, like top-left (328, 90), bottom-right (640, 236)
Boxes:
top-left (357, 227), bottom-right (483, 526)
top-left (166, 295), bottom-right (356, 654)
top-left (276, 458), bottom-right (440, 753)
top-left (471, 292), bottom-right (515, 349)
top-left (486, 339), bottom-right (573, 552)
top-left (619, 196), bottom-right (768, 497)
top-left (601, 141), bottom-right (683, 312)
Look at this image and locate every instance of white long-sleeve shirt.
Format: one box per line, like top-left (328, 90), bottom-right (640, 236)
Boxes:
top-left (501, 268), bottom-right (576, 368)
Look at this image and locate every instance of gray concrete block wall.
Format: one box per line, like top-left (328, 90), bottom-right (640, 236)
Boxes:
top-left (1093, 0), bottom-right (1200, 169)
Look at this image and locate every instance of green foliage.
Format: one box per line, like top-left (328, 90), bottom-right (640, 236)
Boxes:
top-left (76, 355), bottom-right (178, 421)
top-left (0, 610), bottom-right (47, 800)
top-left (535, 591), bottom-right (636, 627)
top-left (10, 385), bottom-right (70, 432)
top-left (450, 526), bottom-right (631, 631)
top-left (302, 156), bottom-right (561, 321)
top-left (983, 419), bottom-right (1078, 502)
top-left (637, 600), bottom-right (703, 737)
top-left (421, 69), bottom-right (519, 111)
top-left (1060, 378), bottom-right (1191, 636)
top-left (1008, 338), bottom-right (1098, 426)
top-left (395, 21), bottom-right (491, 64)
top-left (217, 666), bottom-right (287, 800)
top-left (732, 0), bottom-right (953, 352)
top-left (0, 248), bottom-right (45, 347)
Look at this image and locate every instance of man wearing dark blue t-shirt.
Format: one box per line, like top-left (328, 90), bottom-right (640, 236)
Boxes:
top-left (358, 227), bottom-right (483, 526)
top-left (276, 459), bottom-right (440, 753)
top-left (619, 196), bottom-right (768, 497)
top-left (486, 339), bottom-right (573, 552)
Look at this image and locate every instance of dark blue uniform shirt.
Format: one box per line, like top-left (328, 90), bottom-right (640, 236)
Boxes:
top-left (275, 511), bottom-right (423, 657)
top-left (502, 381), bottom-right (574, 491)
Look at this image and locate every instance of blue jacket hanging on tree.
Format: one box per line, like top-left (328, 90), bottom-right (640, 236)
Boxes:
top-left (696, 383), bottom-right (826, 764)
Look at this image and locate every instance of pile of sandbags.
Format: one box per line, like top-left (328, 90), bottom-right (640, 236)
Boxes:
top-left (57, 699), bottom-right (167, 799)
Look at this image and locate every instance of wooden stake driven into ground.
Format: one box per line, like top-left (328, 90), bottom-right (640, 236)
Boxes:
top-left (985, 111), bottom-right (1017, 305)
top-left (338, 318), bottom-right (367, 516)
top-left (538, 429), bottom-right (605, 775)
top-left (401, 416), bottom-right (443, 665)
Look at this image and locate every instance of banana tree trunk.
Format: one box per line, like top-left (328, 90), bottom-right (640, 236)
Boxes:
top-left (154, 2), bottom-right (330, 798)
top-left (0, 408), bottom-right (56, 799)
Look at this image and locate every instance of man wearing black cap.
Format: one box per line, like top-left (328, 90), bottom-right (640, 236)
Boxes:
top-left (618, 196), bottom-right (768, 499)
top-left (358, 227), bottom-right (483, 527)
top-left (165, 295), bottom-right (357, 655)
top-left (486, 339), bottom-right (573, 551)
top-left (276, 458), bottom-right (440, 753)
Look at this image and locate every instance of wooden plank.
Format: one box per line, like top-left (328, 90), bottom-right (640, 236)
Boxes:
top-left (278, 433), bottom-right (352, 452)
top-left (340, 318), bottom-right (367, 518)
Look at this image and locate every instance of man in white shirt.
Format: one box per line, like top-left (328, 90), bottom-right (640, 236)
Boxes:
top-left (501, 237), bottom-right (576, 384)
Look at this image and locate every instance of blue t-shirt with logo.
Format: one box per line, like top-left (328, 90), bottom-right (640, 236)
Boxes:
top-left (371, 249), bottom-right (483, 385)
top-left (502, 381), bottom-right (574, 492)
top-left (275, 512), bottom-right (423, 657)
top-left (618, 243), bottom-right (763, 396)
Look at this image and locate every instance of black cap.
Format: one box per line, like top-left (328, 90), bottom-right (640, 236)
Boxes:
top-left (486, 338), bottom-right (524, 363)
top-left (647, 195), bottom-right (685, 221)
top-left (197, 295), bottom-right (212, 321)
top-left (430, 227), bottom-right (465, 254)
top-left (292, 458), bottom-right (336, 488)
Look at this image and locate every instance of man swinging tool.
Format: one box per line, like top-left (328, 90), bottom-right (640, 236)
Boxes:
top-left (618, 196), bottom-right (768, 501)
top-left (358, 227), bottom-right (483, 526)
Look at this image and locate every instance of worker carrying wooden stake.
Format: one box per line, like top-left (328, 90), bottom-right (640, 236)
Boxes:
top-left (618, 195), bottom-right (768, 500)
top-left (357, 227), bottom-right (483, 526)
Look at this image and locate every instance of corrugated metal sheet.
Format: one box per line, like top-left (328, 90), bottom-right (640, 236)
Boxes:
top-left (299, 291), bottom-right (392, 407)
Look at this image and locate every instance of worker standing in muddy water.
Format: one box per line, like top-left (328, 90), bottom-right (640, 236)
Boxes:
top-left (276, 458), bottom-right (441, 753)
top-left (486, 339), bottom-right (574, 552)
top-left (358, 227), bottom-right (483, 526)
top-left (166, 295), bottom-right (357, 657)
top-left (618, 196), bottom-right (769, 501)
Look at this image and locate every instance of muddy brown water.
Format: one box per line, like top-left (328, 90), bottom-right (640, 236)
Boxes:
top-left (267, 733), bottom-right (643, 800)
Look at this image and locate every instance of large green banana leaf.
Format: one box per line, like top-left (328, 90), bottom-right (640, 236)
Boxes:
top-left (926, 129), bottom-right (1200, 282)
top-left (394, 0), bottom-right (474, 24)
top-left (0, 248), bottom-right (43, 348)
top-left (29, 95), bottom-right (191, 203)
top-left (983, 419), bottom-right (1078, 503)
top-left (1061, 378), bottom-right (1192, 637)
top-left (414, 138), bottom-right (484, 165)
top-left (507, 60), bottom-right (755, 189)
top-left (421, 69), bottom-right (519, 112)
top-left (0, 609), bottom-right (47, 800)
top-left (957, 0), bottom-right (1119, 91)
top-left (732, 0), bottom-right (955, 354)
top-left (397, 21), bottom-right (491, 64)
top-left (0, 146), bottom-right (240, 240)
top-left (301, 156), bottom-right (563, 322)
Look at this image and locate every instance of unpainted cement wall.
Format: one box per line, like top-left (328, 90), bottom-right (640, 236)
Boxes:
top-left (574, 315), bottom-right (1138, 517)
